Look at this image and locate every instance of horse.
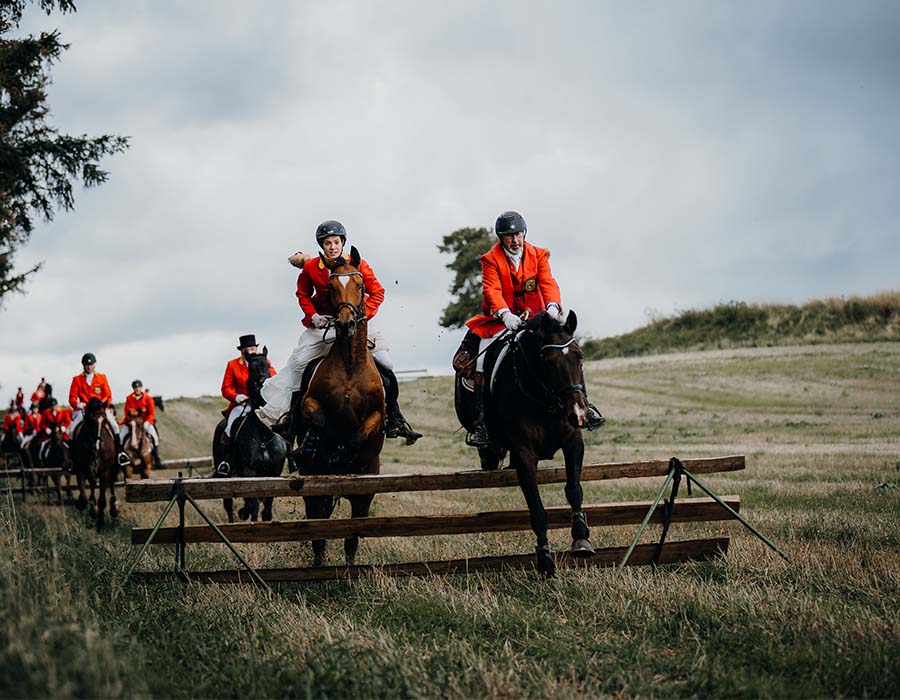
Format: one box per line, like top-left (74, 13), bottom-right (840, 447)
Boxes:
top-left (1, 427), bottom-right (23, 464)
top-left (212, 348), bottom-right (288, 523)
top-left (70, 397), bottom-right (119, 530)
top-left (38, 384), bottom-right (54, 413)
top-left (123, 412), bottom-right (153, 480)
top-left (455, 310), bottom-right (594, 577)
top-left (33, 424), bottom-right (73, 505)
top-left (288, 246), bottom-right (386, 567)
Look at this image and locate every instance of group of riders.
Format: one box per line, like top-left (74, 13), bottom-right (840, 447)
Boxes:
top-left (218, 210), bottom-right (603, 461)
top-left (2, 365), bottom-right (160, 470)
top-left (2, 209), bottom-right (603, 469)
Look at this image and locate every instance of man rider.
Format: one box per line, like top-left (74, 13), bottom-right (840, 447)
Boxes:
top-left (455, 210), bottom-right (604, 446)
top-left (68, 352), bottom-right (129, 467)
top-left (21, 403), bottom-right (43, 450)
top-left (257, 220), bottom-right (422, 445)
top-left (221, 334), bottom-right (276, 443)
top-left (120, 380), bottom-right (161, 468)
top-left (38, 398), bottom-right (71, 463)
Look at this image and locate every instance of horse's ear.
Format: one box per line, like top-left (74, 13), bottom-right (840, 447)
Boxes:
top-left (349, 245), bottom-right (361, 268)
top-left (262, 345), bottom-right (268, 357)
top-left (541, 310), bottom-right (555, 334)
top-left (564, 310), bottom-right (577, 335)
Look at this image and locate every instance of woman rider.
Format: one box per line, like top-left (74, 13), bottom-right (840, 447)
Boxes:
top-left (258, 220), bottom-right (422, 445)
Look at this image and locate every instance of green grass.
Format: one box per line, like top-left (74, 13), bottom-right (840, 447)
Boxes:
top-left (583, 290), bottom-right (900, 359)
top-left (2, 341), bottom-right (899, 698)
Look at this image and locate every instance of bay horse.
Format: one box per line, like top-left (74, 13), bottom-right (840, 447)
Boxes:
top-left (123, 412), bottom-right (153, 480)
top-left (212, 348), bottom-right (288, 523)
top-left (290, 246), bottom-right (385, 567)
top-left (70, 397), bottom-right (119, 530)
top-left (456, 310), bottom-right (594, 577)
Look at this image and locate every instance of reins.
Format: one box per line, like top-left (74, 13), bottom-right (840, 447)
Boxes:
top-left (509, 331), bottom-right (583, 415)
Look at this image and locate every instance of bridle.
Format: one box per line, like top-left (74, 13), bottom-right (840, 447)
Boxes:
top-left (510, 331), bottom-right (584, 414)
top-left (328, 270), bottom-right (367, 325)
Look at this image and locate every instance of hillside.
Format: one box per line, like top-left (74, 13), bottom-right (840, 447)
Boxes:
top-left (582, 291), bottom-right (900, 360)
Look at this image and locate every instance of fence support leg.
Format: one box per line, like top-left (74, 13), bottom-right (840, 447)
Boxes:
top-left (618, 461), bottom-right (676, 569)
top-left (184, 492), bottom-right (271, 593)
top-left (122, 489), bottom-right (180, 584)
top-left (174, 473), bottom-right (187, 574)
top-left (681, 466), bottom-right (790, 562)
top-left (653, 458), bottom-right (684, 563)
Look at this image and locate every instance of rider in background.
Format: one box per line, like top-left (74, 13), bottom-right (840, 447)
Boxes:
top-left (3, 402), bottom-right (23, 446)
top-left (221, 334), bottom-right (276, 444)
top-left (21, 403), bottom-right (43, 450)
top-left (14, 388), bottom-right (24, 415)
top-left (455, 210), bottom-right (605, 446)
top-left (38, 398), bottom-right (71, 463)
top-left (258, 220), bottom-right (422, 445)
top-left (68, 353), bottom-right (129, 467)
top-left (120, 379), bottom-right (161, 468)
top-left (30, 379), bottom-right (45, 406)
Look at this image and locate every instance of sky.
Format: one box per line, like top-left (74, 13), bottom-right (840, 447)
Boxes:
top-left (1, 0), bottom-right (898, 403)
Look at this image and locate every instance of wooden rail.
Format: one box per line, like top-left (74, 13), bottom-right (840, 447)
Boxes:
top-left (126, 455), bottom-right (745, 503)
top-left (132, 537), bottom-right (729, 583)
top-left (132, 496), bottom-right (740, 545)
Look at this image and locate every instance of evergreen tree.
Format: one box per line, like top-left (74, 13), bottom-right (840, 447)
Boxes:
top-left (0, 0), bottom-right (129, 304)
top-left (437, 226), bottom-right (493, 328)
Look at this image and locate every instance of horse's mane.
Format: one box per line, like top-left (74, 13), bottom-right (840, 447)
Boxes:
top-left (523, 311), bottom-right (568, 338)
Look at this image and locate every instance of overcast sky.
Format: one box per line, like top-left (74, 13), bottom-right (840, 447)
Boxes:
top-left (1, 1), bottom-right (898, 403)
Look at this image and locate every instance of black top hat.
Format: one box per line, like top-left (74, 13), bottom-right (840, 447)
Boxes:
top-left (237, 334), bottom-right (257, 350)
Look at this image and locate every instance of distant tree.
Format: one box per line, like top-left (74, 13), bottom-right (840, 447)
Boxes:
top-left (0, 0), bottom-right (129, 304)
top-left (437, 226), bottom-right (493, 329)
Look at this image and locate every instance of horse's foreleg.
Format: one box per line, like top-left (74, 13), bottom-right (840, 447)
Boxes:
top-left (304, 495), bottom-right (327, 567)
top-left (350, 411), bottom-right (384, 449)
top-left (563, 436), bottom-right (594, 557)
top-left (344, 494), bottom-right (374, 565)
top-left (513, 448), bottom-right (555, 578)
top-left (75, 473), bottom-right (88, 511)
top-left (96, 473), bottom-right (106, 531)
top-left (261, 496), bottom-right (275, 522)
top-left (238, 497), bottom-right (259, 522)
top-left (223, 497), bottom-right (235, 523)
top-left (109, 467), bottom-right (119, 520)
top-left (301, 396), bottom-right (326, 429)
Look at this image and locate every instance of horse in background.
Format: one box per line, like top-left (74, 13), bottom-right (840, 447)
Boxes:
top-left (70, 397), bottom-right (119, 530)
top-left (1, 427), bottom-right (24, 468)
top-left (456, 310), bottom-right (595, 577)
top-left (32, 424), bottom-right (73, 505)
top-left (123, 412), bottom-right (153, 480)
top-left (212, 348), bottom-right (288, 523)
top-left (38, 384), bottom-right (54, 413)
top-left (290, 246), bottom-right (386, 567)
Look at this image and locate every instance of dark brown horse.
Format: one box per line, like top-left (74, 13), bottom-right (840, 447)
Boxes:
top-left (291, 246), bottom-right (385, 566)
top-left (70, 397), bottom-right (120, 530)
top-left (456, 310), bottom-right (594, 577)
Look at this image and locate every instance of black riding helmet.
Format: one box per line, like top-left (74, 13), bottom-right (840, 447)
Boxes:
top-left (495, 211), bottom-right (527, 238)
top-left (81, 352), bottom-right (96, 365)
top-left (315, 220), bottom-right (347, 246)
top-left (132, 380), bottom-right (143, 389)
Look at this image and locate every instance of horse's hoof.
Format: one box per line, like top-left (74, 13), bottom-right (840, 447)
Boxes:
top-left (110, 505), bottom-right (119, 519)
top-left (536, 546), bottom-right (556, 578)
top-left (75, 497), bottom-right (87, 511)
top-left (570, 539), bottom-right (595, 558)
top-left (237, 508), bottom-right (249, 521)
top-left (89, 505), bottom-right (98, 517)
top-left (313, 555), bottom-right (325, 568)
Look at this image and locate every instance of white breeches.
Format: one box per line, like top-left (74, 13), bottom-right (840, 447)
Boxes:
top-left (120, 422), bottom-right (158, 448)
top-left (477, 334), bottom-right (504, 372)
top-left (70, 409), bottom-right (120, 438)
top-left (225, 404), bottom-right (252, 437)
top-left (257, 324), bottom-right (390, 425)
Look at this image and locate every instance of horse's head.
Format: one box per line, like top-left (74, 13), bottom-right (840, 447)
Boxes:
top-left (85, 397), bottom-right (106, 420)
top-left (246, 347), bottom-right (271, 407)
top-left (522, 310), bottom-right (586, 429)
top-left (321, 246), bottom-right (365, 337)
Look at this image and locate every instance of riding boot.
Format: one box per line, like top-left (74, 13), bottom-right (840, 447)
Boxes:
top-left (151, 443), bottom-right (161, 470)
top-left (581, 369), bottom-right (606, 431)
top-left (378, 365), bottom-right (423, 445)
top-left (271, 414), bottom-right (293, 438)
top-left (466, 372), bottom-right (491, 448)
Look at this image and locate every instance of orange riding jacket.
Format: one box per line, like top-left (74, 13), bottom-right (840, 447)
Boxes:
top-left (23, 412), bottom-right (43, 434)
top-left (3, 412), bottom-right (23, 434)
top-left (465, 242), bottom-right (562, 339)
top-left (69, 372), bottom-right (113, 408)
top-left (41, 407), bottom-right (71, 432)
top-left (295, 255), bottom-right (385, 328)
top-left (122, 392), bottom-right (156, 425)
top-left (221, 356), bottom-right (276, 416)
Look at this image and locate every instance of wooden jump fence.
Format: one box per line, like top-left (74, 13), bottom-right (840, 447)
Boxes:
top-left (123, 454), bottom-right (787, 586)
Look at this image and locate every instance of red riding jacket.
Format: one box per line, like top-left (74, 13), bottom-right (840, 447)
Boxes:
top-left (69, 372), bottom-right (113, 408)
top-left (3, 412), bottom-right (23, 434)
top-left (221, 356), bottom-right (276, 416)
top-left (295, 254), bottom-right (385, 328)
top-left (465, 242), bottom-right (562, 339)
top-left (41, 408), bottom-right (71, 434)
top-left (23, 412), bottom-right (43, 435)
top-left (122, 392), bottom-right (156, 425)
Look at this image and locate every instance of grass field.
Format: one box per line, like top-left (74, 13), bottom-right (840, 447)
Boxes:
top-left (1, 342), bottom-right (899, 698)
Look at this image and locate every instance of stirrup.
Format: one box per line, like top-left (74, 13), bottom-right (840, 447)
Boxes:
top-left (465, 427), bottom-right (490, 448)
top-left (117, 452), bottom-right (131, 467)
top-left (585, 404), bottom-right (606, 431)
top-left (215, 461), bottom-right (231, 477)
